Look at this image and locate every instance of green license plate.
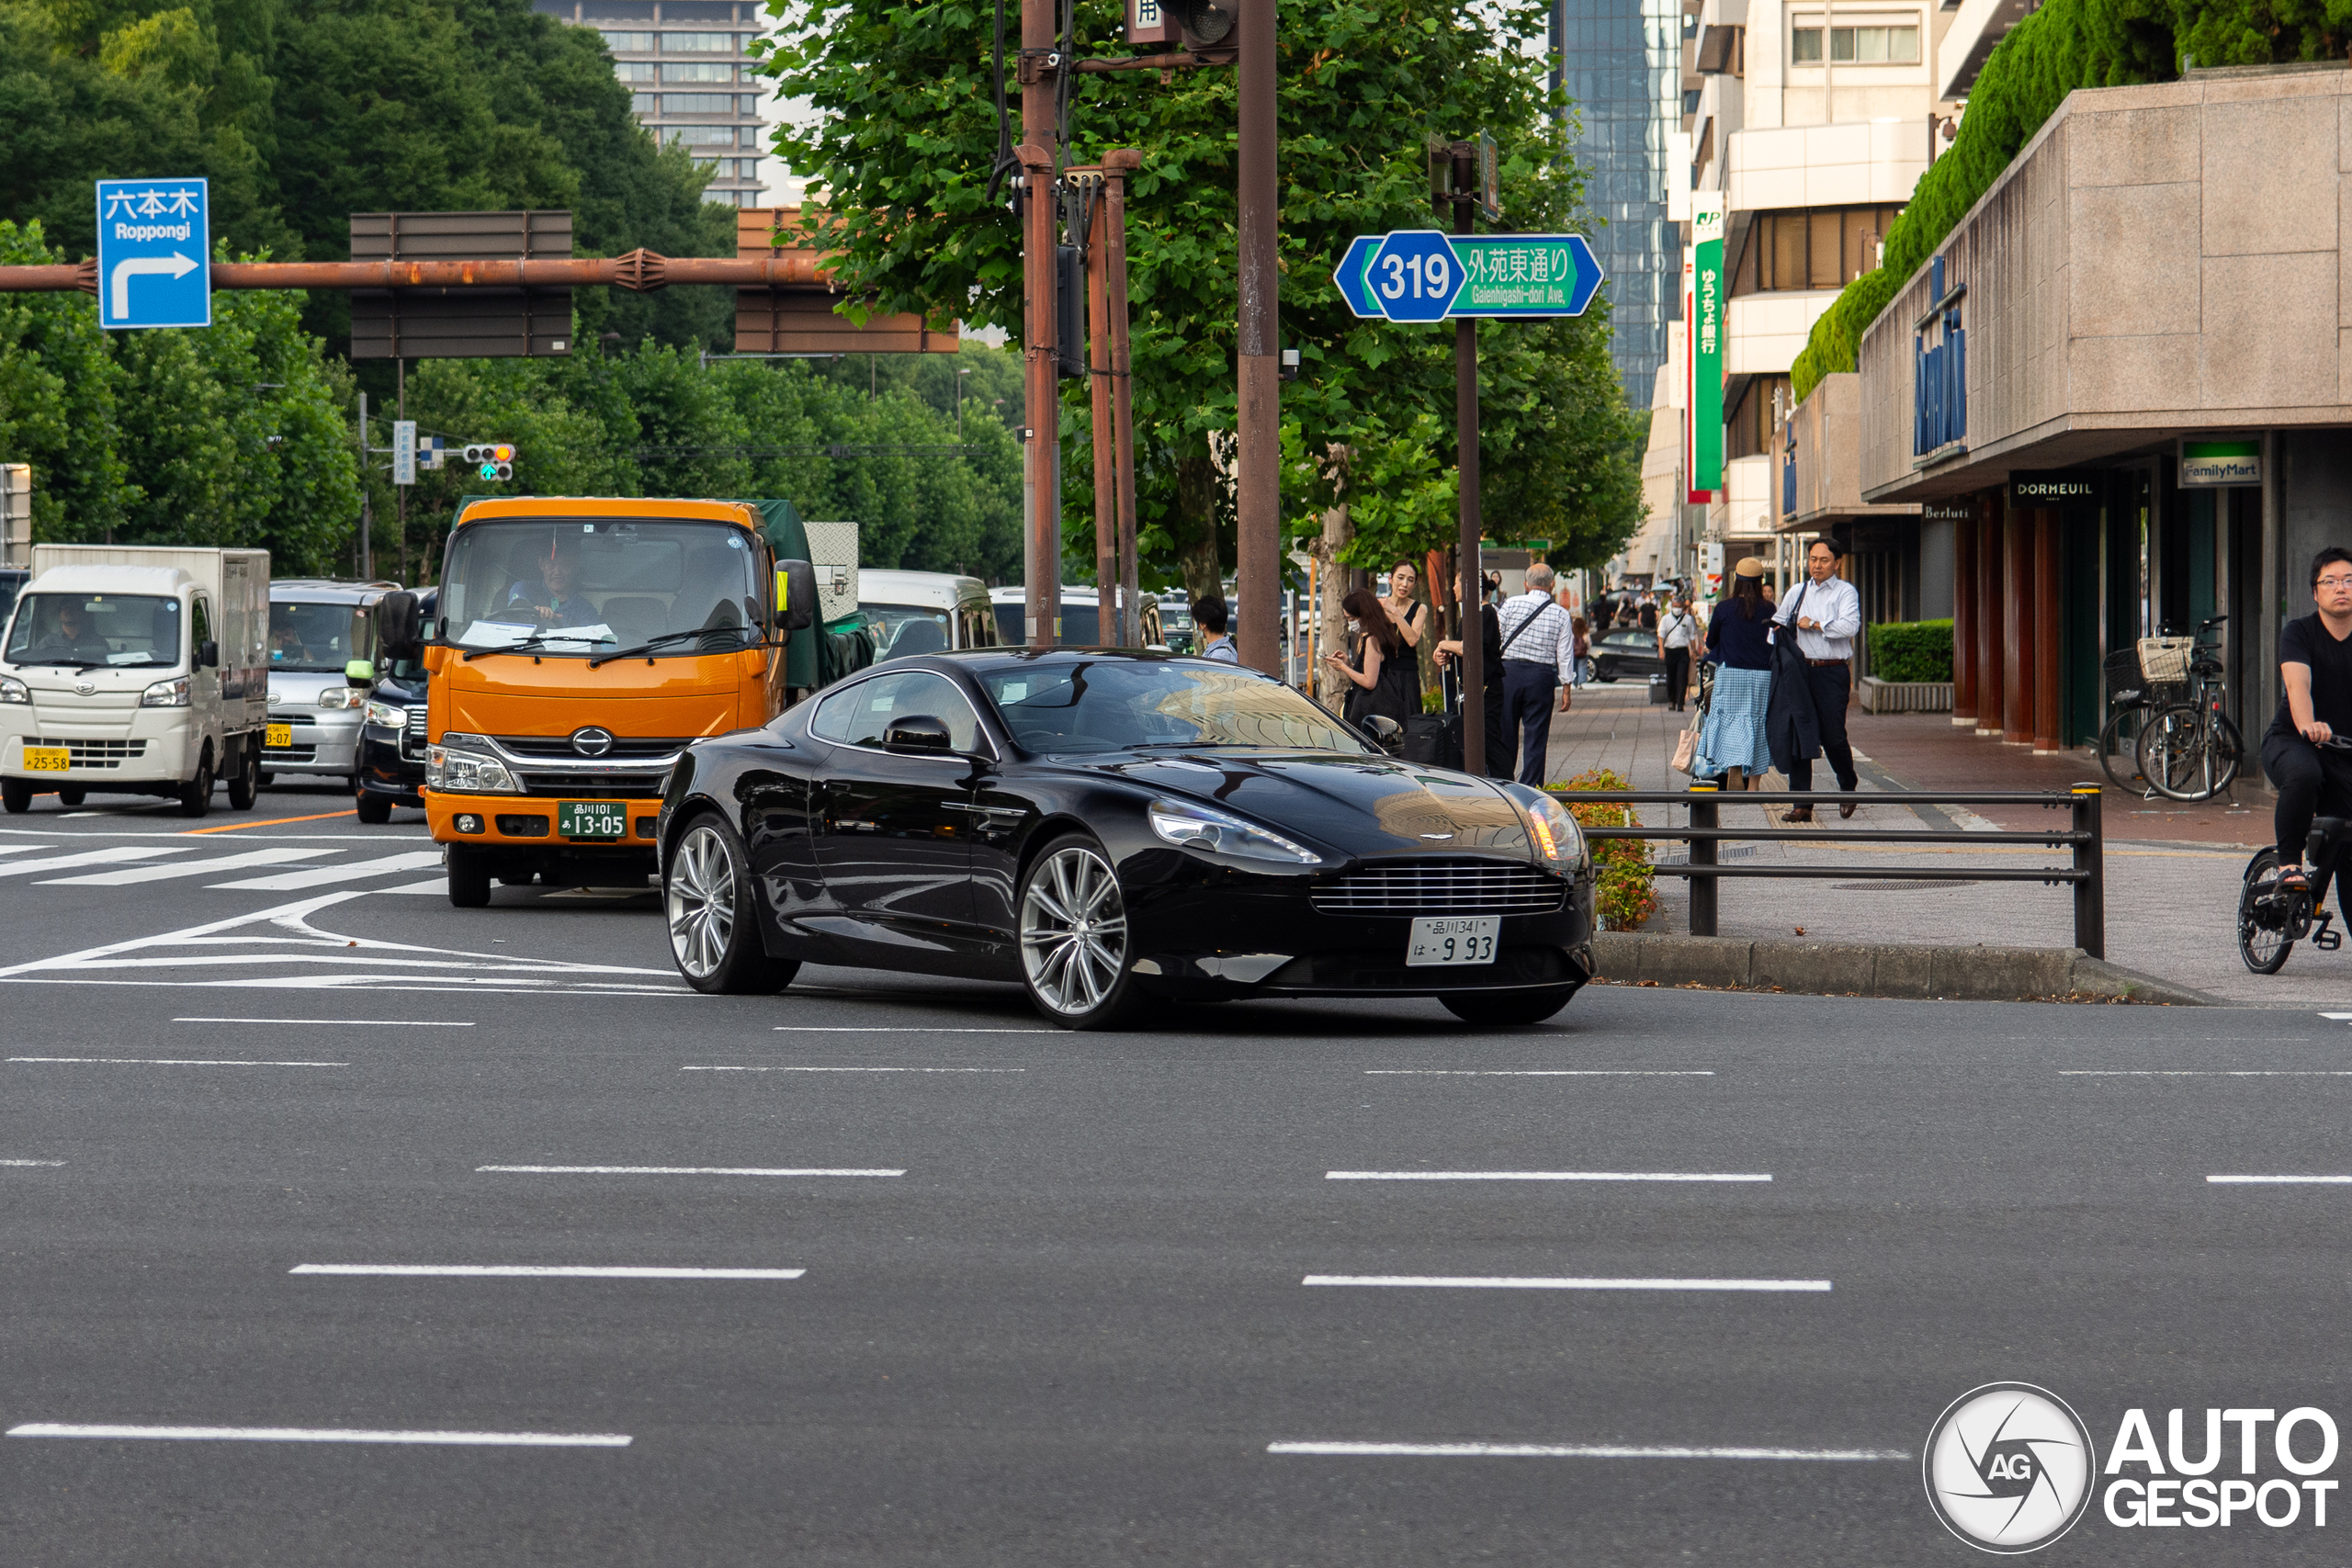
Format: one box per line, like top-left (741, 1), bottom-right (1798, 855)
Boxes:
top-left (557, 800), bottom-right (628, 840)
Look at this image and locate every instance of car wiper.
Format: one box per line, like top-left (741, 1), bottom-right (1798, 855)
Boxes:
top-left (586, 629), bottom-right (715, 668)
top-left (462, 632), bottom-right (585, 662)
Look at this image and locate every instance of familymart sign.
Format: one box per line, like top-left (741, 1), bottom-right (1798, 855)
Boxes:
top-left (2181, 438), bottom-right (2261, 488)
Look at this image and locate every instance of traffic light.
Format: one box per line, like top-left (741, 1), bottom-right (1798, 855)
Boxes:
top-left (1159, 0), bottom-right (1236, 50)
top-left (462, 442), bottom-right (516, 482)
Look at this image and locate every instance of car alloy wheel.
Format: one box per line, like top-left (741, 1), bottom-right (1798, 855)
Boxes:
top-left (667, 823), bottom-right (738, 980)
top-left (1019, 840), bottom-right (1134, 1024)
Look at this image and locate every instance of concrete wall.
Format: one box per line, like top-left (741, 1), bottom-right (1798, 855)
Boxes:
top-left (1859, 68), bottom-right (2352, 502)
top-left (1789, 372), bottom-right (1924, 525)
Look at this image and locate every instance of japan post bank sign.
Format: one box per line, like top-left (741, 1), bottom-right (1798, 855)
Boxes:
top-left (96, 177), bottom-right (210, 331)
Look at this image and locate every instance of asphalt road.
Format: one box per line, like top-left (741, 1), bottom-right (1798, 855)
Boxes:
top-left (3, 779), bottom-right (2351, 1564)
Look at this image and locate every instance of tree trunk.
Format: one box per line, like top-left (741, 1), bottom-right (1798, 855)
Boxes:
top-left (1313, 499), bottom-right (1352, 706)
top-left (1173, 451), bottom-right (1225, 607)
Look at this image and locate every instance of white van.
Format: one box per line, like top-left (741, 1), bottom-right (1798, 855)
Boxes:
top-left (861, 570), bottom-right (1000, 660)
top-left (988, 585), bottom-right (1167, 649)
top-left (0, 545), bottom-right (269, 817)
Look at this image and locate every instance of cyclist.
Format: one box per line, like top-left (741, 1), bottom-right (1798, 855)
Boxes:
top-left (2259, 546), bottom-right (2352, 896)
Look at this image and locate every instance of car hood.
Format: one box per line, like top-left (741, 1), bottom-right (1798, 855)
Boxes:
top-left (1092, 750), bottom-right (1533, 860)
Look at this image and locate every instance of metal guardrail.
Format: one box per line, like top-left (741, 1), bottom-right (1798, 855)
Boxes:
top-left (1562, 784), bottom-right (2106, 958)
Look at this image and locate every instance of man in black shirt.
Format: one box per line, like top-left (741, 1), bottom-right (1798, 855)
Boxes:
top-left (2259, 547), bottom-right (2352, 892)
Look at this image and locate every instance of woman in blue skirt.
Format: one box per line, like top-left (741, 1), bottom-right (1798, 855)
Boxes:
top-left (1693, 558), bottom-right (1776, 790)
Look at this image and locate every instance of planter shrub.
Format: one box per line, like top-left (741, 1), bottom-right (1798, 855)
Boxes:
top-left (1552, 767), bottom-right (1657, 932)
top-left (1868, 619), bottom-right (1953, 683)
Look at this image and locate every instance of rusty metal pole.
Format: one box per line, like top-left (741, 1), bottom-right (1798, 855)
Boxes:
top-left (1081, 171), bottom-right (1117, 638)
top-left (1233, 0), bottom-right (1279, 671)
top-left (1104, 149), bottom-right (1142, 648)
top-left (1018, 12), bottom-right (1061, 649)
top-left (1452, 142), bottom-right (1486, 776)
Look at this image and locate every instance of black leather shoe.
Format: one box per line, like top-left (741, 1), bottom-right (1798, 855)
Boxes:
top-left (1839, 801), bottom-right (1857, 819)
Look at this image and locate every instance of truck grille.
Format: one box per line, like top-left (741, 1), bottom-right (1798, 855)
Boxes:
top-left (496, 734), bottom-right (686, 760)
top-left (1310, 859), bottom-right (1566, 916)
top-left (402, 706), bottom-right (428, 761)
top-left (30, 739), bottom-right (148, 771)
top-left (514, 769), bottom-right (672, 800)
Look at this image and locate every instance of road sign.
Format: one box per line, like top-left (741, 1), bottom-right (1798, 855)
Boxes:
top-left (391, 421), bottom-right (416, 486)
top-left (420, 435), bottom-right (446, 471)
top-left (1334, 231), bottom-right (1601, 321)
top-left (95, 178), bottom-right (210, 331)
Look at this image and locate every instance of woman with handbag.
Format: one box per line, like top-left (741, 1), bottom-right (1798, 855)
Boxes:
top-left (1432, 569), bottom-right (1512, 777)
top-left (1690, 560), bottom-right (1775, 790)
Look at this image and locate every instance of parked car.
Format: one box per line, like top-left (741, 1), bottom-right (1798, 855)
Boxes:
top-left (1157, 594), bottom-right (1194, 654)
top-left (989, 587), bottom-right (1167, 649)
top-left (860, 570), bottom-right (1001, 661)
top-left (354, 587), bottom-right (436, 824)
top-left (1589, 626), bottom-right (1668, 683)
top-left (265, 579), bottom-right (401, 790)
top-left (654, 649), bottom-right (1596, 1029)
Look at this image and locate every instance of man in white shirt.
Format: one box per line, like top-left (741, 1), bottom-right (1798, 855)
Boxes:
top-left (1657, 594), bottom-right (1698, 712)
top-left (1774, 537), bottom-right (1864, 819)
top-left (1498, 563), bottom-right (1578, 785)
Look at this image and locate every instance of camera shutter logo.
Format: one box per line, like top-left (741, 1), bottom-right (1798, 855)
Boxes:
top-left (1923, 1382), bottom-right (2097, 1553)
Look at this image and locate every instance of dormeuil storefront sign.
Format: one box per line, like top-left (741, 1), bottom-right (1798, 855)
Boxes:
top-left (1686, 195), bottom-right (1724, 503)
top-left (2010, 469), bottom-right (2103, 511)
top-left (2181, 437), bottom-right (2261, 488)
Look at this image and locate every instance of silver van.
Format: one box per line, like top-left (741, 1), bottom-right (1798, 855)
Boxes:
top-left (264, 579), bottom-right (400, 789)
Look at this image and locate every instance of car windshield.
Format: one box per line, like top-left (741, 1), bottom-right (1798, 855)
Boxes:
top-left (980, 660), bottom-right (1371, 755)
top-left (6, 592), bottom-right (182, 668)
top-left (865, 603), bottom-right (954, 660)
top-left (438, 519), bottom-right (762, 654)
top-left (269, 601), bottom-right (368, 671)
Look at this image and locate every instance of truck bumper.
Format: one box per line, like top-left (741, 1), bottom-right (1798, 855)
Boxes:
top-left (0, 726), bottom-right (198, 785)
top-left (428, 792), bottom-right (662, 883)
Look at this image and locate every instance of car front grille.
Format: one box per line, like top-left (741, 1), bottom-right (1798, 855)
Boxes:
top-left (496, 734), bottom-right (686, 760)
top-left (32, 739), bottom-right (148, 771)
top-left (514, 769), bottom-right (672, 800)
top-left (263, 745), bottom-right (320, 763)
top-left (403, 706), bottom-right (428, 761)
top-left (1310, 859), bottom-right (1567, 916)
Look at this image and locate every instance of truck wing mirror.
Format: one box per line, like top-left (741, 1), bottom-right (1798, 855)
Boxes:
top-left (345, 659), bottom-right (376, 688)
top-left (375, 592), bottom-right (422, 660)
top-left (198, 639), bottom-right (219, 670)
top-left (775, 559), bottom-right (820, 635)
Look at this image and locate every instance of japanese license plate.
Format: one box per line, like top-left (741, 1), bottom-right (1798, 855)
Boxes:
top-left (1407, 916), bottom-right (1498, 967)
top-left (558, 800), bottom-right (628, 840)
top-left (22, 746), bottom-right (67, 773)
top-left (265, 723), bottom-right (293, 749)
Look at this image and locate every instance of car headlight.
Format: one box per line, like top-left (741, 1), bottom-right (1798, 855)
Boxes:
top-left (1524, 793), bottom-right (1586, 868)
top-left (427, 743), bottom-right (519, 795)
top-left (318, 686), bottom-right (363, 710)
top-left (365, 699), bottom-right (406, 729)
top-left (1148, 798), bottom-right (1321, 865)
top-left (0, 676), bottom-right (27, 705)
top-left (141, 676), bottom-right (190, 708)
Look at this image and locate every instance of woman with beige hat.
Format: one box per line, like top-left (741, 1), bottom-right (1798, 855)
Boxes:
top-left (1691, 557), bottom-right (1776, 789)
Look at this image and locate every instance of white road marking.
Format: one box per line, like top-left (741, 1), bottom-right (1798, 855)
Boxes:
top-left (2064, 1070), bottom-right (2352, 1077)
top-left (477, 1165), bottom-right (904, 1177)
top-left (2320, 1012), bottom-right (2352, 1021)
top-left (175, 1017), bottom-right (475, 1027)
top-left (0, 847), bottom-right (185, 877)
top-left (1326, 1171), bottom-right (1770, 1182)
top-left (40, 848), bottom-right (330, 886)
top-left (290, 1264), bottom-right (804, 1279)
top-left (685, 1066), bottom-right (1025, 1074)
top-left (7, 1423), bottom-right (629, 1448)
top-left (769, 1026), bottom-right (1055, 1034)
top-left (2209, 1175), bottom-right (2352, 1184)
top-left (1267, 1441), bottom-right (1905, 1461)
top-left (209, 852), bottom-right (445, 891)
top-left (1365, 1069), bottom-right (1715, 1077)
top-left (1, 1159), bottom-right (64, 1167)
top-left (1303, 1276), bottom-right (1831, 1292)
top-left (9, 1056), bottom-right (347, 1067)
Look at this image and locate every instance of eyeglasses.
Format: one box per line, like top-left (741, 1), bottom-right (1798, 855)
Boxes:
top-left (2320, 576), bottom-right (2352, 590)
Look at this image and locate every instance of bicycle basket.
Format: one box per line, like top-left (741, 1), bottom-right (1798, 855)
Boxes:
top-left (2138, 636), bottom-right (2195, 686)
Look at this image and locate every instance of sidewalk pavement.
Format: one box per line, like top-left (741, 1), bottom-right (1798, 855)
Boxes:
top-left (1532, 682), bottom-right (2346, 1009)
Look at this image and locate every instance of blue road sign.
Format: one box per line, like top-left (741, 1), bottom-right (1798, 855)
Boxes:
top-left (95, 178), bottom-right (210, 331)
top-left (1335, 230), bottom-right (1603, 321)
top-left (1365, 231), bottom-right (1462, 323)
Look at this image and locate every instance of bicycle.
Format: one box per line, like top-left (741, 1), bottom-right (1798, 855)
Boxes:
top-left (2238, 741), bottom-right (2352, 973)
top-left (2097, 649), bottom-right (2170, 794)
top-left (2136, 615), bottom-right (2243, 802)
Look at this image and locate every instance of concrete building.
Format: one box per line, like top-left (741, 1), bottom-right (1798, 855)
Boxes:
top-left (1559, 0), bottom-right (1684, 405)
top-left (1854, 63), bottom-right (2352, 751)
top-left (535, 0), bottom-right (776, 206)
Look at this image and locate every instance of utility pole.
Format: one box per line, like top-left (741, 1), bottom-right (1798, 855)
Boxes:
top-left (1103, 149), bottom-right (1142, 649)
top-left (1451, 141), bottom-right (1485, 776)
top-left (1233, 0), bottom-right (1279, 671)
top-left (1018, 4), bottom-right (1061, 649)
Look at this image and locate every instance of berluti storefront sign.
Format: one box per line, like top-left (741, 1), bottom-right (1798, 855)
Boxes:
top-left (1920, 501), bottom-right (1973, 523)
top-left (2008, 470), bottom-right (2102, 511)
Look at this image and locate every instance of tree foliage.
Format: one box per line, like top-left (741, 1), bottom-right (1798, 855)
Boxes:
top-left (770, 0), bottom-right (1647, 595)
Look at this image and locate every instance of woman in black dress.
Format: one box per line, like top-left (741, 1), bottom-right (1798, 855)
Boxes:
top-left (1325, 587), bottom-right (1416, 728)
top-left (1432, 569), bottom-right (1511, 776)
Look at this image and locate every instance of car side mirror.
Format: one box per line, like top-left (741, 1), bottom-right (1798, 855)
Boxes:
top-left (375, 592), bottom-right (422, 660)
top-left (1363, 714), bottom-right (1405, 754)
top-left (775, 559), bottom-right (820, 635)
top-left (198, 639), bottom-right (219, 670)
top-left (345, 659), bottom-right (376, 688)
top-left (882, 714), bottom-right (954, 755)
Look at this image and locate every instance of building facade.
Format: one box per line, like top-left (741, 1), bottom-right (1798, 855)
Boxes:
top-left (535, 0), bottom-right (775, 206)
top-left (1559, 0), bottom-right (1683, 405)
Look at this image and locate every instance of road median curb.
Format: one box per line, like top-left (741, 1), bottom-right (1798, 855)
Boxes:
top-left (1590, 933), bottom-right (2213, 1005)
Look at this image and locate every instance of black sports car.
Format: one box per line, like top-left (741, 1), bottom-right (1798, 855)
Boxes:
top-left (1589, 627), bottom-right (1667, 682)
top-left (654, 649), bottom-right (1596, 1029)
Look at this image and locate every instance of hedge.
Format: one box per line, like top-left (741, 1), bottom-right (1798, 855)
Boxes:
top-left (1868, 619), bottom-right (1955, 683)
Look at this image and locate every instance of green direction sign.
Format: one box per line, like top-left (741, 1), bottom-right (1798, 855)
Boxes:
top-left (1334, 232), bottom-right (1603, 321)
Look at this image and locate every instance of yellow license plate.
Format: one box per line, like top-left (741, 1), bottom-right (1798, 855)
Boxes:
top-left (22, 747), bottom-right (67, 773)
top-left (265, 723), bottom-right (293, 749)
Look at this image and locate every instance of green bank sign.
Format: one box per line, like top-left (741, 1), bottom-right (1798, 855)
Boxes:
top-left (2180, 438), bottom-right (2260, 488)
top-left (1686, 197), bottom-right (1724, 501)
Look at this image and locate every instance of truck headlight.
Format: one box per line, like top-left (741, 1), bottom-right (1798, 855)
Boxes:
top-left (1148, 798), bottom-right (1321, 865)
top-left (0, 676), bottom-right (27, 705)
top-left (318, 686), bottom-right (363, 710)
top-left (364, 699), bottom-right (405, 729)
top-left (141, 676), bottom-right (190, 708)
top-left (427, 744), bottom-right (519, 794)
top-left (1525, 793), bottom-right (1586, 869)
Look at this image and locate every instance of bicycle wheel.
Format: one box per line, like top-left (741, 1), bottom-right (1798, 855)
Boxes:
top-left (2098, 705), bottom-right (2149, 792)
top-left (2241, 849), bottom-right (2296, 974)
top-left (2139, 705), bottom-right (2219, 801)
top-left (2206, 712), bottom-right (2245, 796)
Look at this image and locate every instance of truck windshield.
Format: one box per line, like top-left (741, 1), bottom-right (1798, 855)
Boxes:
top-left (269, 602), bottom-right (368, 671)
top-left (6, 593), bottom-right (183, 669)
top-left (439, 519), bottom-right (763, 655)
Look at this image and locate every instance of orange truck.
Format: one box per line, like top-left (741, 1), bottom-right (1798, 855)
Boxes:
top-left (372, 496), bottom-right (826, 907)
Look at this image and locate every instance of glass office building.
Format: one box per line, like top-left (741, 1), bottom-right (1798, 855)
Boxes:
top-left (1556, 0), bottom-right (1679, 406)
top-left (535, 0), bottom-right (770, 206)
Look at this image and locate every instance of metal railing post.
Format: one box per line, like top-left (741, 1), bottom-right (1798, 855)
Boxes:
top-left (1688, 783), bottom-right (1718, 937)
top-left (2073, 782), bottom-right (2104, 959)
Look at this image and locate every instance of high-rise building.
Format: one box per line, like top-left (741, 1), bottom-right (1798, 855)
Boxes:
top-left (535, 0), bottom-right (774, 207)
top-left (1555, 0), bottom-right (1681, 407)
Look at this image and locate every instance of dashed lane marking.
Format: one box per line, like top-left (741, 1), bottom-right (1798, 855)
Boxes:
top-left (1267, 1441), bottom-right (1906, 1461)
top-left (290, 1264), bottom-right (804, 1280)
top-left (1303, 1275), bottom-right (1831, 1292)
top-left (7, 1424), bottom-right (629, 1448)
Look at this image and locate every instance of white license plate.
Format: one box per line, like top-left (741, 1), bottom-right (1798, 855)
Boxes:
top-left (1407, 916), bottom-right (1498, 967)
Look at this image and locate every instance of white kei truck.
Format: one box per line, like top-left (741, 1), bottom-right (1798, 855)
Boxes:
top-left (0, 544), bottom-right (269, 818)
